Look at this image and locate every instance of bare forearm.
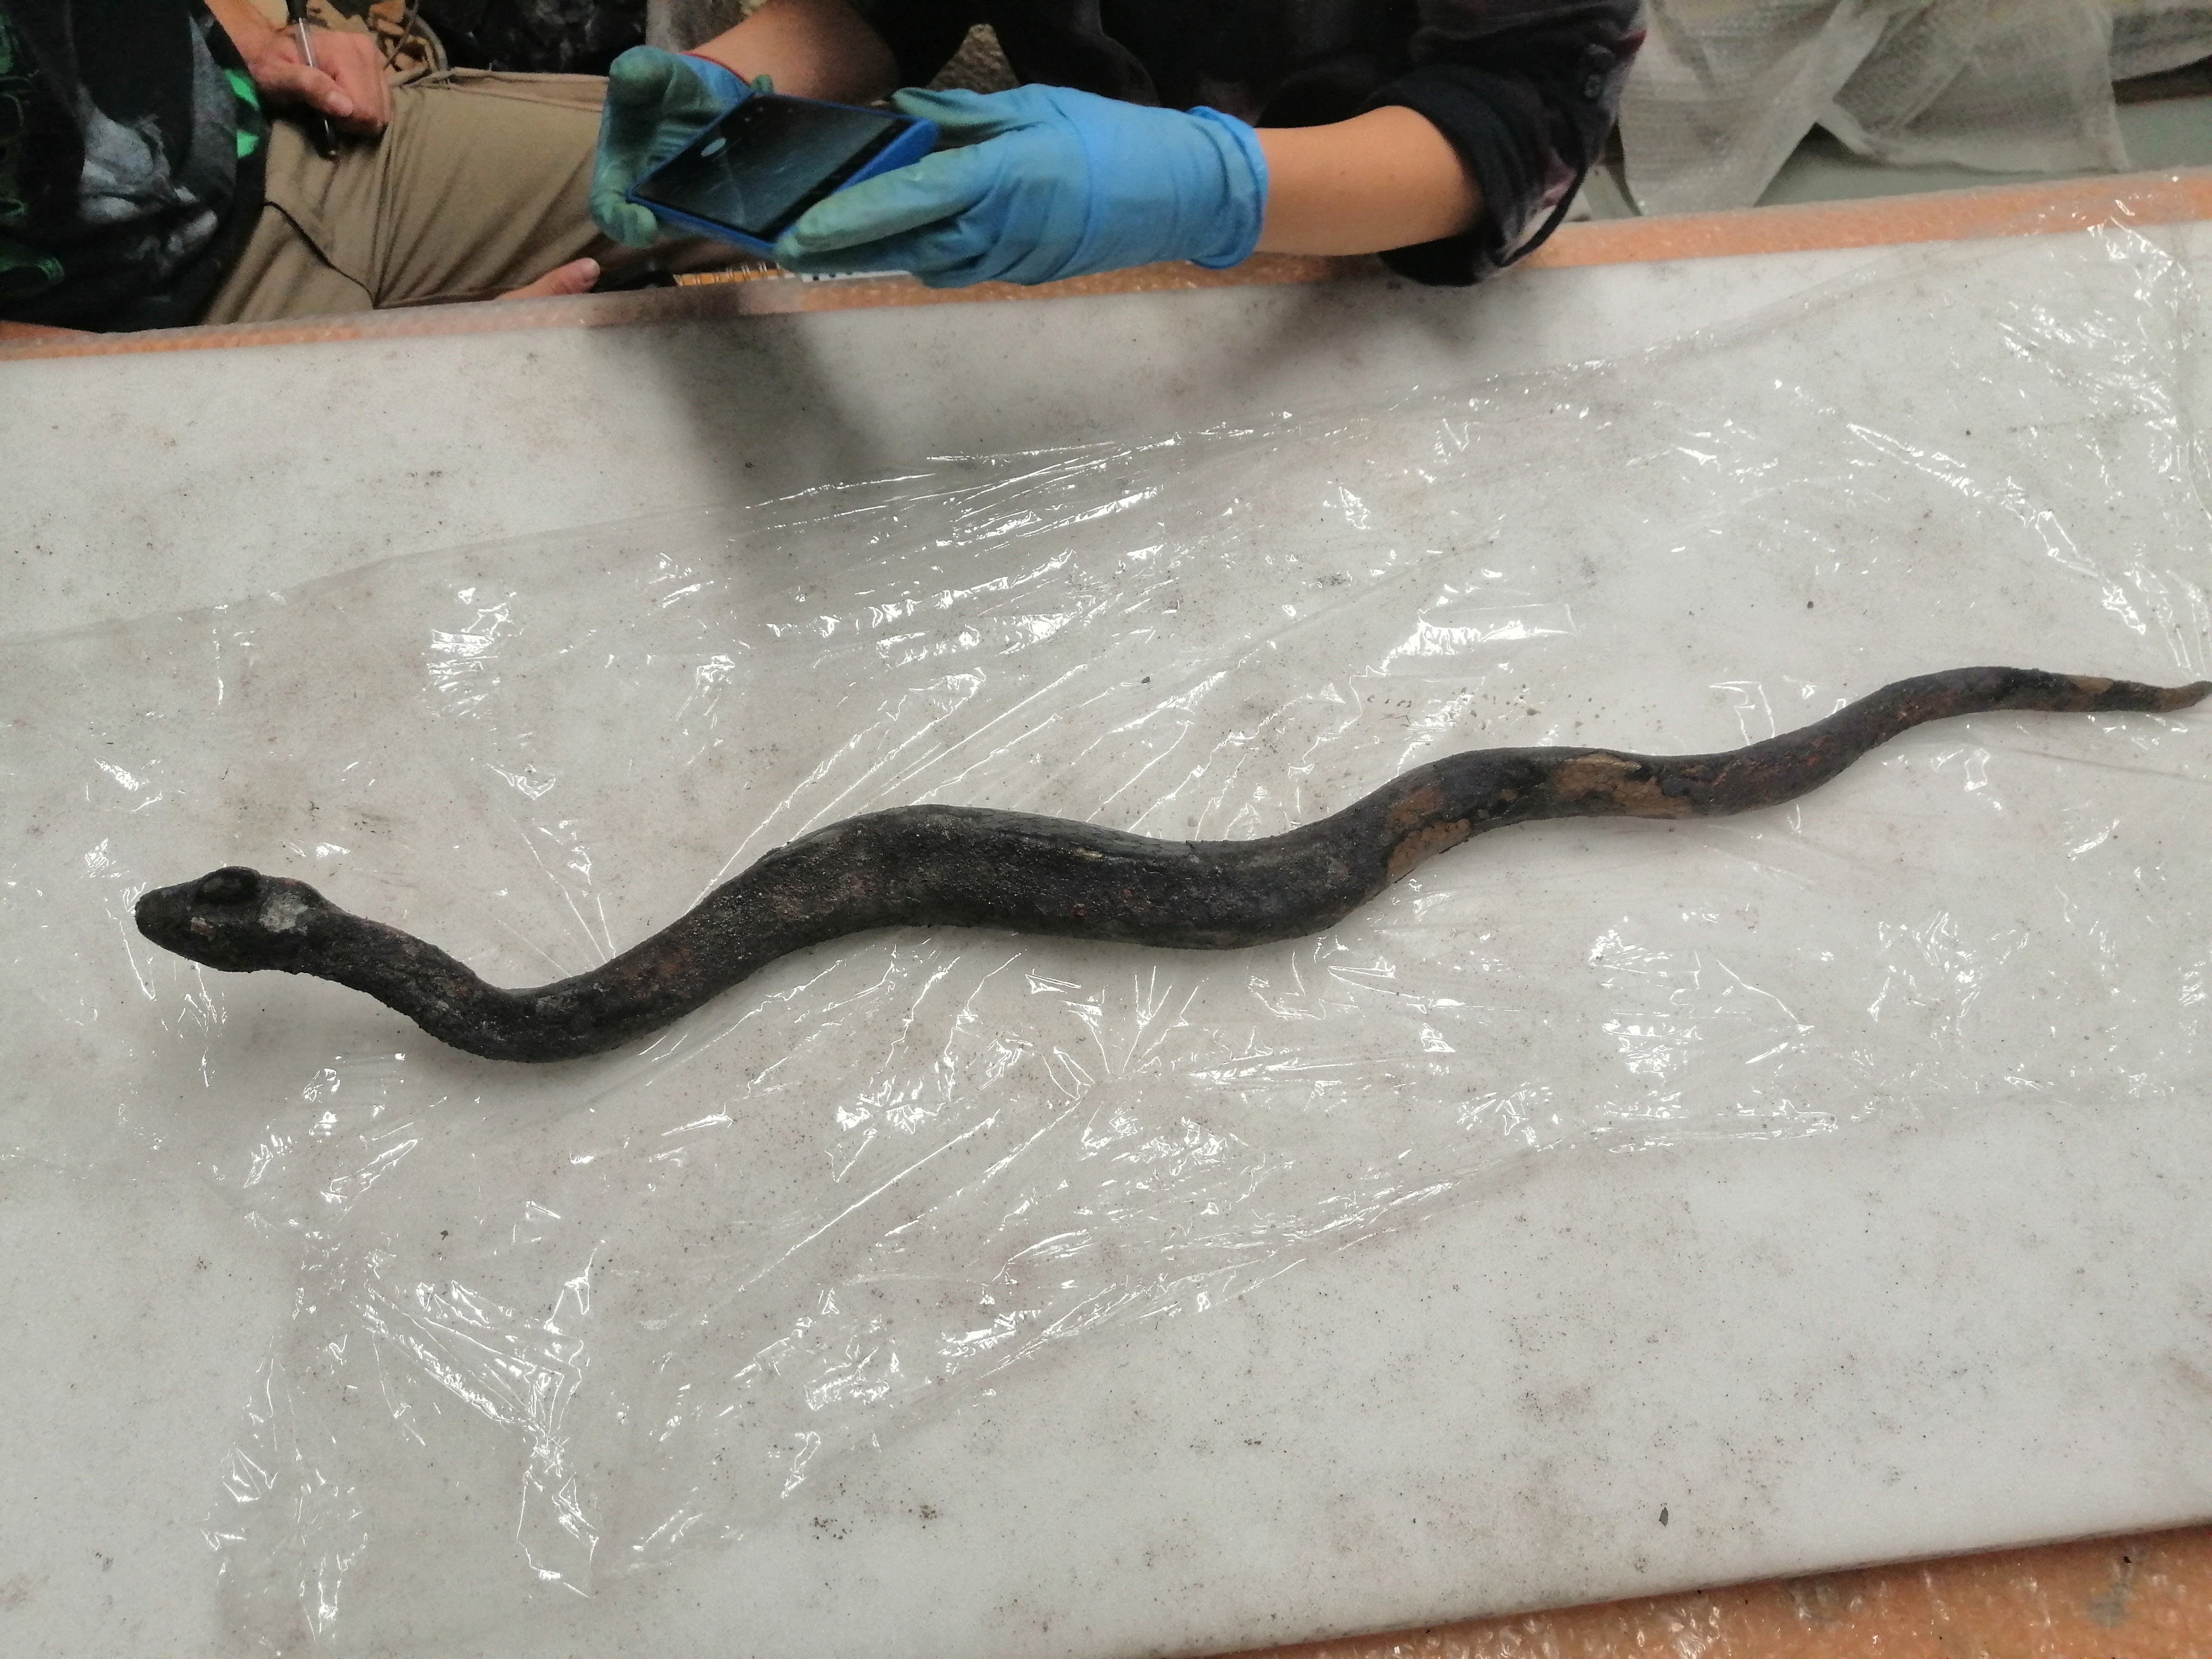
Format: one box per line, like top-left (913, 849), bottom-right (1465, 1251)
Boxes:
top-left (202, 0), bottom-right (279, 58)
top-left (687, 0), bottom-right (897, 104)
top-left (1254, 107), bottom-right (1481, 255)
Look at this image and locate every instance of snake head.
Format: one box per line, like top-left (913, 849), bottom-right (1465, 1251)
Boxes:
top-left (134, 866), bottom-right (335, 974)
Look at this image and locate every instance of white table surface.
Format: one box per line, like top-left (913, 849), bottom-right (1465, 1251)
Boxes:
top-left (3, 227), bottom-right (2209, 1659)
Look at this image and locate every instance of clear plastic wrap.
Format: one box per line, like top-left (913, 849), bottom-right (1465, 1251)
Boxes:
top-left (1622, 0), bottom-right (1894, 213)
top-left (2110, 0), bottom-right (2212, 80)
top-left (1822, 0), bottom-right (2129, 176)
top-left (1621, 0), bottom-right (2132, 215)
top-left (2, 225), bottom-right (2207, 1655)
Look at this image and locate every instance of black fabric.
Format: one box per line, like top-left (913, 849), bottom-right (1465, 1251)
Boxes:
top-left (415, 0), bottom-right (645, 75)
top-left (850, 0), bottom-right (1644, 285)
top-left (0, 0), bottom-right (268, 331)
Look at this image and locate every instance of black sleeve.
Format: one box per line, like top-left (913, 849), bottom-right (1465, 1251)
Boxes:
top-left (1366, 0), bottom-right (1643, 286)
top-left (845, 0), bottom-right (988, 88)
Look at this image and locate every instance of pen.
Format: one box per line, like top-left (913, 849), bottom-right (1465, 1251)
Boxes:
top-left (284, 0), bottom-right (341, 158)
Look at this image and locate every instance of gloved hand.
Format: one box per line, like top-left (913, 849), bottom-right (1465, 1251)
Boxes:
top-left (773, 85), bottom-right (1269, 287)
top-left (591, 45), bottom-right (760, 248)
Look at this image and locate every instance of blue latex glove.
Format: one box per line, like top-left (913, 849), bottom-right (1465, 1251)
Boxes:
top-left (591, 46), bottom-right (758, 248)
top-left (773, 86), bottom-right (1268, 286)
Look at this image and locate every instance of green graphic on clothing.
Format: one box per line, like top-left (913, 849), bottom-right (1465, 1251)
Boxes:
top-left (226, 66), bottom-right (262, 158)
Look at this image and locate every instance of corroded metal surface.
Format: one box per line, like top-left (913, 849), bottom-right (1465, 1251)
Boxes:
top-left (133, 668), bottom-right (2208, 1063)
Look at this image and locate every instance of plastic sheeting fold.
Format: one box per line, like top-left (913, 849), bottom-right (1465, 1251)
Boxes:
top-left (1620, 0), bottom-right (2152, 215)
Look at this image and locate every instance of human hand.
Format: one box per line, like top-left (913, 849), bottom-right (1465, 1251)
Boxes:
top-left (498, 257), bottom-right (602, 300)
top-left (773, 85), bottom-right (1268, 287)
top-left (591, 46), bottom-right (759, 248)
top-left (243, 24), bottom-right (393, 136)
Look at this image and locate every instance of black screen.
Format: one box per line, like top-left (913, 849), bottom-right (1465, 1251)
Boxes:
top-left (634, 98), bottom-right (905, 240)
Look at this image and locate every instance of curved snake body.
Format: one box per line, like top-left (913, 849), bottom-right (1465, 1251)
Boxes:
top-left (133, 668), bottom-right (2208, 1062)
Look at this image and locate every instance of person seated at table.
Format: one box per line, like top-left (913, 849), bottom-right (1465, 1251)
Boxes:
top-left (592, 0), bottom-right (1643, 289)
top-left (0, 0), bottom-right (688, 334)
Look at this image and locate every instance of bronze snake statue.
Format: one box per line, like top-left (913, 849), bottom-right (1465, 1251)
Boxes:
top-left (134, 667), bottom-right (2207, 1063)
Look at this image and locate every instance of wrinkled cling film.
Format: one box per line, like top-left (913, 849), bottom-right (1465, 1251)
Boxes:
top-left (1620, 0), bottom-right (2133, 215)
top-left (1, 224), bottom-right (2207, 1654)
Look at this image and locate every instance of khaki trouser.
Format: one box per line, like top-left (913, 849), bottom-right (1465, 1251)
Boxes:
top-left (200, 70), bottom-right (714, 324)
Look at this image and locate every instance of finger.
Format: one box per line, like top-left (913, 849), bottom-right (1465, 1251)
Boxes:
top-left (589, 189), bottom-right (662, 248)
top-left (257, 61), bottom-right (357, 120)
top-left (348, 61), bottom-right (394, 131)
top-left (775, 220), bottom-right (992, 284)
top-left (320, 33), bottom-right (394, 131)
top-left (608, 49), bottom-right (731, 127)
top-left (896, 227), bottom-right (1022, 287)
top-left (327, 79), bottom-right (388, 135)
top-left (776, 147), bottom-right (997, 256)
top-left (772, 218), bottom-right (926, 274)
top-left (605, 48), bottom-right (682, 108)
top-left (911, 245), bottom-right (1015, 287)
top-left (810, 214), bottom-right (1061, 287)
top-left (499, 257), bottom-right (601, 300)
top-left (887, 86), bottom-right (1030, 145)
top-left (772, 239), bottom-right (898, 276)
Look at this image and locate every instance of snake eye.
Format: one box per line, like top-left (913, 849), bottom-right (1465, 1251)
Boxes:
top-left (195, 867), bottom-right (261, 906)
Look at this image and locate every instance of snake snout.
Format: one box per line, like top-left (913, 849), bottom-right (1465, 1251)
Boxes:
top-left (133, 866), bottom-right (304, 973)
